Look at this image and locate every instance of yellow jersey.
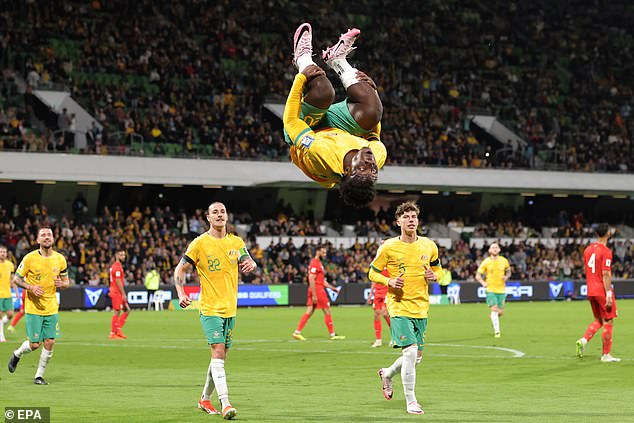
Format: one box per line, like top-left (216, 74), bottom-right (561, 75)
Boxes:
top-left (184, 233), bottom-right (249, 318)
top-left (16, 250), bottom-right (68, 316)
top-left (369, 236), bottom-right (441, 318)
top-left (0, 260), bottom-right (15, 298)
top-left (284, 73), bottom-right (387, 188)
top-left (477, 256), bottom-right (510, 294)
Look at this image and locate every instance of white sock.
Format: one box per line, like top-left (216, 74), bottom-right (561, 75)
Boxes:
top-left (14, 340), bottom-right (32, 358)
top-left (0, 318), bottom-right (4, 340)
top-left (327, 58), bottom-right (359, 89)
top-left (490, 311), bottom-right (500, 333)
top-left (35, 348), bottom-right (53, 378)
top-left (401, 345), bottom-right (418, 404)
top-left (201, 360), bottom-right (215, 400)
top-left (211, 358), bottom-right (230, 408)
top-left (384, 356), bottom-right (403, 379)
top-left (579, 337), bottom-right (588, 346)
top-left (296, 55), bottom-right (316, 73)
top-left (1, 315), bottom-right (8, 324)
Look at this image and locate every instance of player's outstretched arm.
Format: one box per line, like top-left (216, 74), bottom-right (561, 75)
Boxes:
top-left (283, 67), bottom-right (323, 146)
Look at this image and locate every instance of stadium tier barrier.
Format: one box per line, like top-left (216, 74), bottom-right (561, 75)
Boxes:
top-left (9, 281), bottom-right (634, 311)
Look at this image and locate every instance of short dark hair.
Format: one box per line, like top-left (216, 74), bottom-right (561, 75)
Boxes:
top-left (395, 201), bottom-right (420, 219)
top-left (339, 175), bottom-right (376, 208)
top-left (595, 223), bottom-right (610, 237)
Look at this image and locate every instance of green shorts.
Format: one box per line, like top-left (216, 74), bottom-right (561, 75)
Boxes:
top-left (25, 313), bottom-right (60, 342)
top-left (284, 99), bottom-right (371, 146)
top-left (200, 314), bottom-right (235, 348)
top-left (390, 316), bottom-right (427, 351)
top-left (486, 292), bottom-right (506, 308)
top-left (0, 297), bottom-right (13, 311)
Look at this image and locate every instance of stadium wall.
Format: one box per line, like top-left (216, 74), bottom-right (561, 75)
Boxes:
top-left (10, 281), bottom-right (634, 311)
top-left (2, 152), bottom-right (634, 194)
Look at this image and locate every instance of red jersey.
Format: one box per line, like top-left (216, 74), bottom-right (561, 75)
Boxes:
top-left (109, 261), bottom-right (125, 295)
top-left (584, 242), bottom-right (612, 297)
top-left (308, 258), bottom-right (325, 287)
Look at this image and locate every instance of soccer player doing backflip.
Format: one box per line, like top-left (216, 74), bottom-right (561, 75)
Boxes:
top-left (284, 23), bottom-right (386, 207)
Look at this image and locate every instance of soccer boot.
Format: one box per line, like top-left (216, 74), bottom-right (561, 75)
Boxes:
top-left (575, 338), bottom-right (586, 358)
top-left (407, 401), bottom-right (425, 415)
top-left (222, 405), bottom-right (237, 420)
top-left (116, 330), bottom-right (128, 339)
top-left (329, 334), bottom-right (345, 340)
top-left (600, 354), bottom-right (621, 362)
top-left (34, 377), bottom-right (49, 385)
top-left (292, 332), bottom-right (307, 341)
top-left (8, 352), bottom-right (20, 373)
top-left (6, 325), bottom-right (15, 334)
top-left (371, 339), bottom-right (382, 348)
top-left (198, 399), bottom-right (220, 415)
top-left (494, 332), bottom-right (501, 338)
top-left (378, 368), bottom-right (393, 400)
top-left (322, 28), bottom-right (361, 67)
top-left (292, 23), bottom-right (313, 69)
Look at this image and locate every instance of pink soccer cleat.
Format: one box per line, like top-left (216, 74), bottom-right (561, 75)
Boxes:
top-left (322, 28), bottom-right (361, 66)
top-left (293, 23), bottom-right (313, 68)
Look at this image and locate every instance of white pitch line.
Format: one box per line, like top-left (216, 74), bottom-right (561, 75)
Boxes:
top-left (60, 340), bottom-right (526, 359)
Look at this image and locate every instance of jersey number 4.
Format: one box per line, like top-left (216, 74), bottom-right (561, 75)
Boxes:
top-left (587, 253), bottom-right (596, 274)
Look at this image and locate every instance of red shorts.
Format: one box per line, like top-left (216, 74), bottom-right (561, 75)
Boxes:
top-left (373, 295), bottom-right (387, 310)
top-left (307, 290), bottom-right (330, 309)
top-left (588, 295), bottom-right (617, 321)
top-left (110, 292), bottom-right (125, 311)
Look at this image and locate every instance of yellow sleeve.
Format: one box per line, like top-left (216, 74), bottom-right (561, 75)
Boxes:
top-left (59, 256), bottom-right (68, 277)
top-left (16, 255), bottom-right (28, 278)
top-left (283, 73), bottom-right (315, 146)
top-left (476, 258), bottom-right (487, 275)
top-left (369, 245), bottom-right (389, 285)
top-left (429, 242), bottom-right (443, 280)
top-left (184, 238), bottom-right (199, 265)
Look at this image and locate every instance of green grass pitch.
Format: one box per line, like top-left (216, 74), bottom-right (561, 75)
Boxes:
top-left (1, 300), bottom-right (633, 422)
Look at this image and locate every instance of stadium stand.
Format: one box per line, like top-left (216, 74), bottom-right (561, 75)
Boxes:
top-left (0, 0), bottom-right (631, 172)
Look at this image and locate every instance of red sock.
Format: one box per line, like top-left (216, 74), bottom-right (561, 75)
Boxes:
top-left (11, 310), bottom-right (24, 327)
top-left (374, 319), bottom-right (382, 340)
top-left (118, 312), bottom-right (129, 330)
top-left (111, 315), bottom-right (119, 333)
top-left (602, 323), bottom-right (613, 355)
top-left (324, 314), bottom-right (334, 335)
top-left (296, 313), bottom-right (311, 332)
top-left (584, 320), bottom-right (602, 341)
top-left (385, 315), bottom-right (391, 327)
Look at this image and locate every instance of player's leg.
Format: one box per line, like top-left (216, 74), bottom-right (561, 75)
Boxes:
top-left (9, 314), bottom-right (43, 373)
top-left (577, 297), bottom-right (604, 357)
top-left (0, 310), bottom-right (6, 341)
top-left (486, 293), bottom-right (501, 337)
top-left (600, 300), bottom-right (620, 362)
top-left (323, 304), bottom-right (345, 340)
top-left (200, 315), bottom-right (236, 418)
top-left (110, 308), bottom-right (121, 339)
top-left (117, 308), bottom-right (130, 338)
top-left (402, 318), bottom-right (426, 414)
top-left (372, 307), bottom-right (383, 347)
top-left (322, 28), bottom-right (382, 131)
top-left (9, 308), bottom-right (24, 332)
top-left (34, 338), bottom-right (54, 385)
top-left (293, 304), bottom-right (314, 341)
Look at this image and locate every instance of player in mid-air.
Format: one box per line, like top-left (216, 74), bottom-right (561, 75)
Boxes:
top-left (292, 245), bottom-right (345, 341)
top-left (576, 224), bottom-right (620, 362)
top-left (369, 201), bottom-right (442, 415)
top-left (284, 23), bottom-right (386, 207)
top-left (0, 245), bottom-right (16, 342)
top-left (174, 202), bottom-right (257, 419)
top-left (8, 226), bottom-right (70, 385)
top-left (368, 269), bottom-right (390, 347)
top-left (108, 248), bottom-right (130, 339)
top-left (475, 243), bottom-right (511, 338)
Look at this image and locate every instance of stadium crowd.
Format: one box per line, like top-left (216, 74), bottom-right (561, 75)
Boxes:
top-left (0, 204), bottom-right (632, 288)
top-left (0, 0), bottom-right (631, 172)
